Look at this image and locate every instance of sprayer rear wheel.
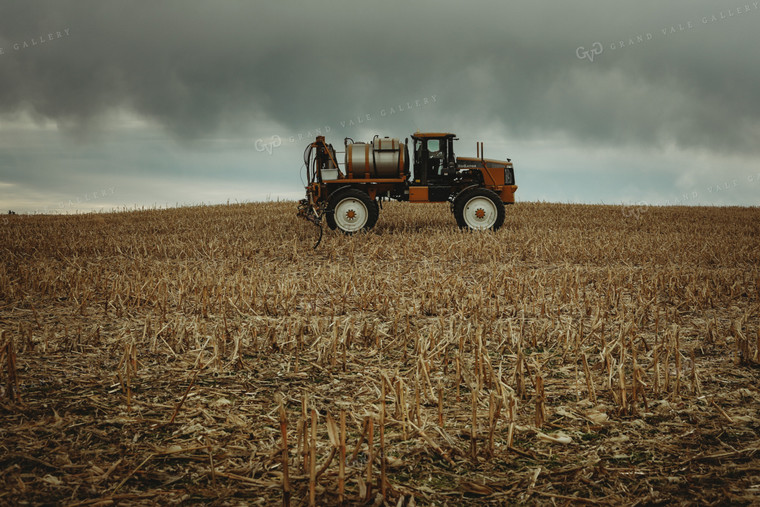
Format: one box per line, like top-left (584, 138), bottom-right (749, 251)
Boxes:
top-left (326, 189), bottom-right (379, 234)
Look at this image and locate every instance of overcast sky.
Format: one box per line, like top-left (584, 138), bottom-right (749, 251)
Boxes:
top-left (1, 1), bottom-right (759, 213)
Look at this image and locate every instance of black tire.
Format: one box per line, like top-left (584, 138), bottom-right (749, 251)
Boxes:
top-left (325, 189), bottom-right (379, 234)
top-left (453, 188), bottom-right (505, 231)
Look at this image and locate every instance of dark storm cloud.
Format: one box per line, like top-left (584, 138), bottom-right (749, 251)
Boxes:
top-left (1, 0), bottom-right (759, 153)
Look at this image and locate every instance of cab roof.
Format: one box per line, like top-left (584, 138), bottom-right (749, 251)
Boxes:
top-left (411, 132), bottom-right (456, 139)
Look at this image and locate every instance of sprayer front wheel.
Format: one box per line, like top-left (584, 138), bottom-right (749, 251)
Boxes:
top-left (326, 189), bottom-right (379, 234)
top-left (453, 188), bottom-right (505, 231)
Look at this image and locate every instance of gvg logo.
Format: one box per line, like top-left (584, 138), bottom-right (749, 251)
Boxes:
top-left (576, 42), bottom-right (603, 62)
top-left (254, 135), bottom-right (282, 155)
top-left (622, 201), bottom-right (649, 220)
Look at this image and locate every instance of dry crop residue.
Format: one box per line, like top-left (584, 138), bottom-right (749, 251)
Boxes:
top-left (1, 201), bottom-right (759, 505)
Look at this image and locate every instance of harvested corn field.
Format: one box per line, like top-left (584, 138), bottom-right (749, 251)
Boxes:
top-left (1, 201), bottom-right (760, 505)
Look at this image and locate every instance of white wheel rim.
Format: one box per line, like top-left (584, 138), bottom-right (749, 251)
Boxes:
top-left (334, 197), bottom-right (369, 232)
top-left (463, 196), bottom-right (497, 229)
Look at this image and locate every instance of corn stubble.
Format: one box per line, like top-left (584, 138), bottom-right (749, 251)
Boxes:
top-left (1, 201), bottom-right (760, 505)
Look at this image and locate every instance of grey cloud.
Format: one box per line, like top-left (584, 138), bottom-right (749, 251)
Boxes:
top-left (0, 0), bottom-right (759, 155)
